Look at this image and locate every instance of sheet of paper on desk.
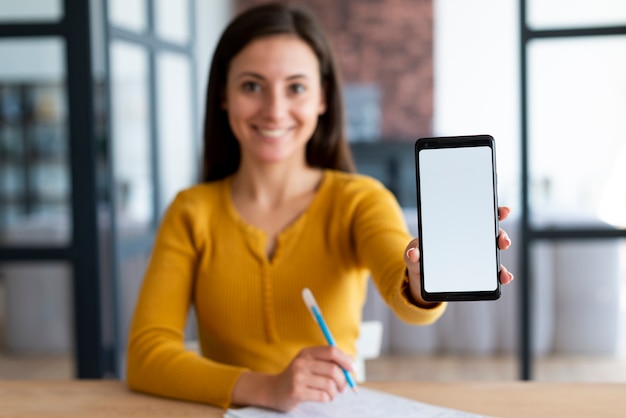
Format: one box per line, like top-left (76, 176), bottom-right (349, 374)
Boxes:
top-left (223, 387), bottom-right (493, 418)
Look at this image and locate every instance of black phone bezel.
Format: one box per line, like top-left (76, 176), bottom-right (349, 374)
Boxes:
top-left (414, 134), bottom-right (501, 302)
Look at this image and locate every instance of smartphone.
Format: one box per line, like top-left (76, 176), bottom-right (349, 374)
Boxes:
top-left (414, 134), bottom-right (501, 301)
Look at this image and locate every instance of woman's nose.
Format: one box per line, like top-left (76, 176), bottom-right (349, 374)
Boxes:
top-left (263, 90), bottom-right (288, 120)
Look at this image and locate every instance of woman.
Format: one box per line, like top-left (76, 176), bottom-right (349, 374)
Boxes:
top-left (126, 1), bottom-right (514, 412)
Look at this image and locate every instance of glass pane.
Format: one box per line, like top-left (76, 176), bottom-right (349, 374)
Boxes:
top-left (156, 52), bottom-right (195, 215)
top-left (0, 39), bottom-right (64, 82)
top-left (110, 41), bottom-right (153, 229)
top-left (108, 0), bottom-right (147, 33)
top-left (532, 239), bottom-right (626, 381)
top-left (115, 248), bottom-right (152, 377)
top-left (155, 0), bottom-right (190, 44)
top-left (528, 0), bottom-right (626, 29)
top-left (528, 36), bottom-right (626, 229)
top-left (0, 38), bottom-right (70, 246)
top-left (0, 261), bottom-right (74, 379)
top-left (0, 0), bottom-right (63, 22)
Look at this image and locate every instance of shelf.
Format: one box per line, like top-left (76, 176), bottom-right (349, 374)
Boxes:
top-left (0, 196), bottom-right (69, 204)
top-left (0, 82), bottom-right (69, 224)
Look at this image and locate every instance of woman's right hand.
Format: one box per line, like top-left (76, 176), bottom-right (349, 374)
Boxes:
top-left (231, 346), bottom-right (354, 412)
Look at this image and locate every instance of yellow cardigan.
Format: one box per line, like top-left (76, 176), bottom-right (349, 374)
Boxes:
top-left (126, 170), bottom-right (446, 408)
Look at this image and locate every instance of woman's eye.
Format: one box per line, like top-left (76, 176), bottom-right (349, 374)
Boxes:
top-left (242, 81), bottom-right (261, 92)
top-left (290, 83), bottom-right (306, 94)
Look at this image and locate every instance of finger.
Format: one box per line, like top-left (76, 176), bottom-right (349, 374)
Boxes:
top-left (301, 346), bottom-right (354, 373)
top-left (499, 264), bottom-right (514, 285)
top-left (309, 360), bottom-right (348, 392)
top-left (498, 229), bottom-right (512, 250)
top-left (404, 246), bottom-right (421, 280)
top-left (404, 238), bottom-right (420, 264)
top-left (292, 352), bottom-right (347, 396)
top-left (406, 246), bottom-right (420, 264)
top-left (281, 371), bottom-right (338, 405)
top-left (498, 206), bottom-right (511, 221)
top-left (309, 347), bottom-right (354, 393)
top-left (304, 372), bottom-right (342, 399)
top-left (288, 352), bottom-right (344, 399)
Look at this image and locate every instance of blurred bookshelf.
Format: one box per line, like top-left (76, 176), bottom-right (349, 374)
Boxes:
top-left (0, 82), bottom-right (69, 228)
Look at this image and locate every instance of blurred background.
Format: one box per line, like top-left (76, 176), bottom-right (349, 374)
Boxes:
top-left (0, 0), bottom-right (625, 383)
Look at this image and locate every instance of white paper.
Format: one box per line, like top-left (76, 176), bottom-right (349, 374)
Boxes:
top-left (224, 387), bottom-right (492, 418)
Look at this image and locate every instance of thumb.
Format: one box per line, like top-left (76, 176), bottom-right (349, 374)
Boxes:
top-left (406, 246), bottom-right (420, 263)
top-left (404, 240), bottom-right (421, 273)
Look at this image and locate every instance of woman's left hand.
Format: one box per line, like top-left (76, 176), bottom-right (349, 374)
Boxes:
top-left (404, 206), bottom-right (515, 306)
top-left (497, 206), bottom-right (514, 284)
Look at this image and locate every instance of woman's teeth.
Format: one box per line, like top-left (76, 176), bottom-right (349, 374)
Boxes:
top-left (259, 128), bottom-right (286, 138)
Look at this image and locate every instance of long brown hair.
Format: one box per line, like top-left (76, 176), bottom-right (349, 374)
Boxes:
top-left (201, 1), bottom-right (355, 182)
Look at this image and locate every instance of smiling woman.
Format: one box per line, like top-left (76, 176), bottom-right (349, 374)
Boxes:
top-left (201, 3), bottom-right (353, 183)
top-left (124, 1), bottom-right (513, 413)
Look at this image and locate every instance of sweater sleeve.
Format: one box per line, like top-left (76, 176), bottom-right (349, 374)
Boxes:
top-left (126, 189), bottom-right (246, 408)
top-left (350, 178), bottom-right (447, 324)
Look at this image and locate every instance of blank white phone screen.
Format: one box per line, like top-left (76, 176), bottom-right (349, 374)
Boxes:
top-left (418, 146), bottom-right (498, 293)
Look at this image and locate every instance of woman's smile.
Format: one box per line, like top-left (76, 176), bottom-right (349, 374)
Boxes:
top-left (255, 127), bottom-right (291, 139)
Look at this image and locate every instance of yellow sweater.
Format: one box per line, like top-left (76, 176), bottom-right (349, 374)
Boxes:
top-left (126, 170), bottom-right (446, 408)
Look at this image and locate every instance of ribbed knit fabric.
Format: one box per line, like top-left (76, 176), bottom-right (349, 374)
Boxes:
top-left (126, 170), bottom-right (446, 408)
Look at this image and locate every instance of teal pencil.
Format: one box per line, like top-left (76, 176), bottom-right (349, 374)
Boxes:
top-left (302, 287), bottom-right (358, 393)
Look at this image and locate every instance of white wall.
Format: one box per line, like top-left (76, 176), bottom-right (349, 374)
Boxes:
top-left (433, 0), bottom-right (520, 211)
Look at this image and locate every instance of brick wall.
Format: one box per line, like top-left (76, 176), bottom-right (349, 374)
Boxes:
top-left (235, 0), bottom-right (433, 141)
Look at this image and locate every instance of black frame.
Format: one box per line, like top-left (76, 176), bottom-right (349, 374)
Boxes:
top-left (0, 0), bottom-right (105, 377)
top-left (0, 0), bottom-right (198, 379)
top-left (104, 0), bottom-right (197, 377)
top-left (518, 0), bottom-right (626, 380)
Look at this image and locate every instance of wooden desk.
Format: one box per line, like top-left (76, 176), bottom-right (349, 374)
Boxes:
top-left (1, 380), bottom-right (624, 417)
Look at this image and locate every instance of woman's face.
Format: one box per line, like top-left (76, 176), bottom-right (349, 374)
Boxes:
top-left (223, 34), bottom-right (326, 167)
